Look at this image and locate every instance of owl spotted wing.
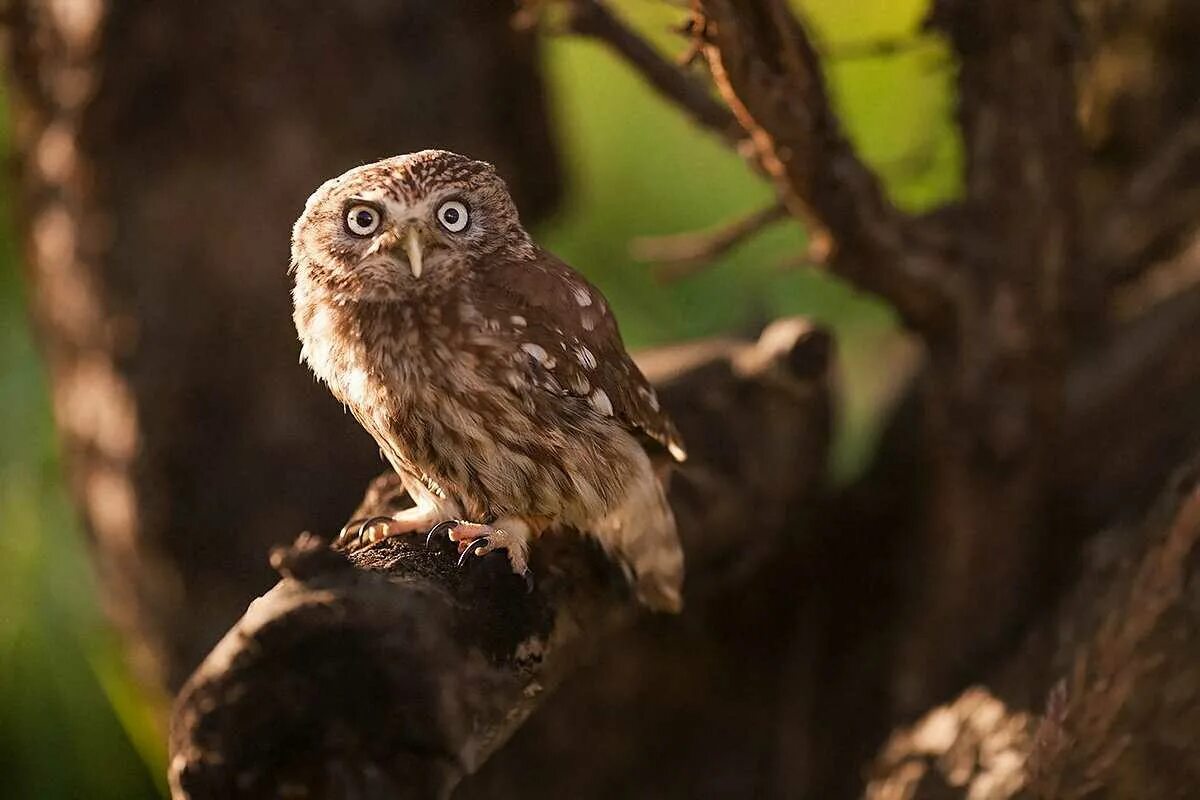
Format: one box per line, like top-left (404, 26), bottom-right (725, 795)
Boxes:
top-left (477, 250), bottom-right (687, 463)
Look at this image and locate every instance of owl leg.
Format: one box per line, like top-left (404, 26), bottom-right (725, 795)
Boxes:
top-left (446, 517), bottom-right (532, 578)
top-left (336, 482), bottom-right (461, 550)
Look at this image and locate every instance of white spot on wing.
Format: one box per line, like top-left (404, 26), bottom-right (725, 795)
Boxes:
top-left (575, 345), bottom-right (597, 370)
top-left (590, 388), bottom-right (614, 416)
top-left (573, 285), bottom-right (593, 307)
top-left (521, 342), bottom-right (550, 366)
top-left (669, 442), bottom-right (688, 462)
top-left (510, 315), bottom-right (527, 327)
top-left (581, 313), bottom-right (596, 331)
top-left (570, 374), bottom-right (590, 394)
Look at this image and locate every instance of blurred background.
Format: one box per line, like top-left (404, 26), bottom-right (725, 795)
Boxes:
top-left (0, 1), bottom-right (957, 797)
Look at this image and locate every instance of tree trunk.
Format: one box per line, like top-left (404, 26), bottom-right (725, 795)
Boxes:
top-left (5, 0), bottom-right (561, 692)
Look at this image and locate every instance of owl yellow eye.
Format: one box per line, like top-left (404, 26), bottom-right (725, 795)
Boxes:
top-left (436, 200), bottom-right (470, 233)
top-left (345, 204), bottom-right (381, 237)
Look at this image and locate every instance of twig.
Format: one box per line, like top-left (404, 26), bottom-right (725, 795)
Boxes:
top-left (562, 0), bottom-right (742, 143)
top-left (631, 201), bottom-right (789, 282)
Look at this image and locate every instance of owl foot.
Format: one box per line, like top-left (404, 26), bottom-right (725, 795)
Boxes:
top-left (335, 516), bottom-right (402, 550)
top-left (429, 519), bottom-right (533, 587)
top-left (337, 506), bottom-right (445, 551)
top-left (452, 522), bottom-right (530, 576)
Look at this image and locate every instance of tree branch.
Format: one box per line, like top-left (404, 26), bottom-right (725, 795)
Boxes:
top-left (693, 0), bottom-right (957, 335)
top-left (562, 0), bottom-right (743, 144)
top-left (630, 201), bottom-right (789, 281)
top-left (168, 321), bottom-right (834, 800)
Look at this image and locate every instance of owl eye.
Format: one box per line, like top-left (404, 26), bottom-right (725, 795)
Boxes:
top-left (436, 200), bottom-right (470, 233)
top-left (345, 204), bottom-right (381, 237)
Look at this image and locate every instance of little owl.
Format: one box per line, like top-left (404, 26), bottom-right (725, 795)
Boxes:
top-left (290, 150), bottom-right (685, 612)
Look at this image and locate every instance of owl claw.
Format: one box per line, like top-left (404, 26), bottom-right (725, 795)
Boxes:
top-left (336, 515), bottom-right (401, 550)
top-left (356, 516), bottom-right (396, 542)
top-left (457, 539), bottom-right (489, 567)
top-left (455, 535), bottom-right (534, 593)
top-left (448, 530), bottom-right (535, 591)
top-left (447, 521), bottom-right (531, 577)
top-left (425, 519), bottom-right (458, 548)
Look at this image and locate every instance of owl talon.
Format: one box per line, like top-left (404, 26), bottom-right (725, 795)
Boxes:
top-left (336, 515), bottom-right (399, 550)
top-left (448, 521), bottom-right (530, 576)
top-left (457, 539), bottom-right (489, 567)
top-left (357, 516), bottom-right (396, 543)
top-left (426, 519), bottom-right (458, 549)
top-left (454, 536), bottom-right (533, 591)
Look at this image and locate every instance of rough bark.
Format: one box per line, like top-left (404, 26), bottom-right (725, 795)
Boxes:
top-left (169, 321), bottom-right (833, 800)
top-left (5, 0), bottom-right (560, 691)
top-left (863, 456), bottom-right (1200, 800)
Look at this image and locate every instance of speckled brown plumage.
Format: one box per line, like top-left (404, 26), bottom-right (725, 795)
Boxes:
top-left (290, 151), bottom-right (685, 611)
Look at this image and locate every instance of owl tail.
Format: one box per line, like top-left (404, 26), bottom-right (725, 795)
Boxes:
top-left (591, 454), bottom-right (685, 613)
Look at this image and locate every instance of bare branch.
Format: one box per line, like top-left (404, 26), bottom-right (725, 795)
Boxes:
top-left (562, 0), bottom-right (743, 143)
top-left (630, 201), bottom-right (788, 281)
top-left (693, 0), bottom-right (957, 334)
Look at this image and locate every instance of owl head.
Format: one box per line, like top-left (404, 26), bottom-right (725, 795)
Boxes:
top-left (291, 150), bottom-right (532, 300)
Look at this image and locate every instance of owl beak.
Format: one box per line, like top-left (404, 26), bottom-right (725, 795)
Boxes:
top-left (405, 226), bottom-right (424, 279)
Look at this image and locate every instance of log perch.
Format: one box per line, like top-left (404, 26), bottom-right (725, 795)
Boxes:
top-left (168, 319), bottom-right (833, 800)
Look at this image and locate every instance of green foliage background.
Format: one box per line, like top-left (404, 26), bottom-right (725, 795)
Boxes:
top-left (0, 2), bottom-right (956, 797)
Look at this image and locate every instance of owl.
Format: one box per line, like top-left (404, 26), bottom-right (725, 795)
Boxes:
top-left (290, 150), bottom-right (686, 612)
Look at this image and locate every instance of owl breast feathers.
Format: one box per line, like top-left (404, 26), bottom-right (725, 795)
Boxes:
top-left (290, 150), bottom-right (685, 611)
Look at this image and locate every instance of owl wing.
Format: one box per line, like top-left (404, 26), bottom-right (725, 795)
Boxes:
top-left (476, 250), bottom-right (687, 463)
